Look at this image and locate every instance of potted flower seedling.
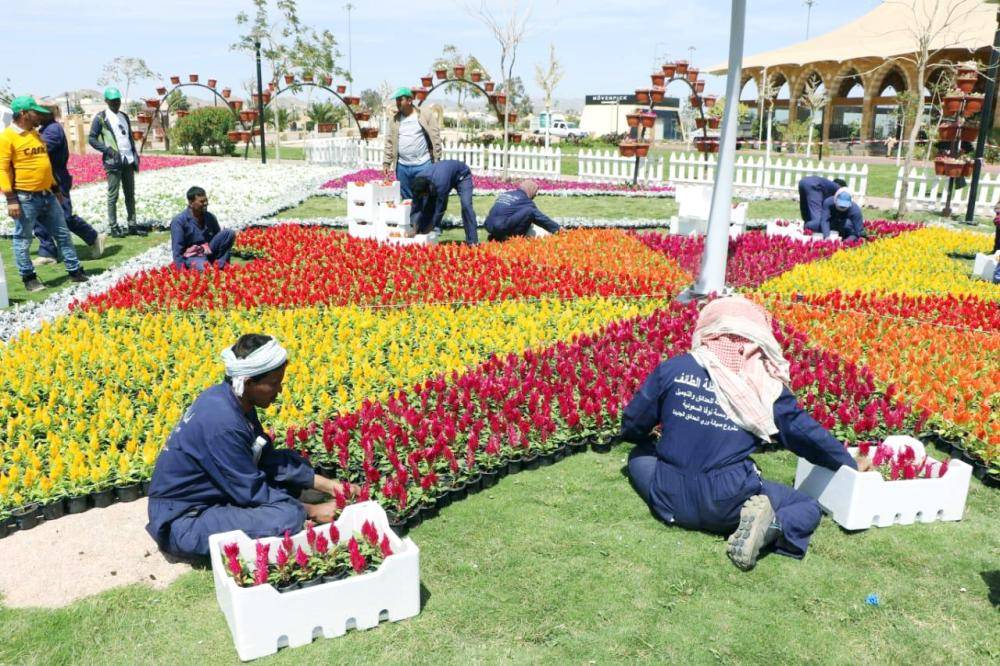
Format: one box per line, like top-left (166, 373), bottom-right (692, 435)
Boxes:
top-left (686, 67), bottom-right (700, 83)
top-left (336, 84), bottom-right (347, 94)
top-left (470, 69), bottom-right (483, 82)
top-left (145, 98), bottom-right (159, 109)
top-left (635, 88), bottom-right (651, 104)
top-left (207, 78), bottom-right (217, 89)
top-left (189, 74), bottom-right (199, 83)
top-left (662, 62), bottom-right (677, 77)
top-left (284, 73), bottom-right (295, 85)
top-left (619, 141), bottom-right (637, 157)
top-left (650, 87), bottom-right (665, 103)
top-left (227, 130), bottom-right (242, 142)
top-left (170, 75), bottom-right (181, 84)
top-left (355, 110), bottom-right (371, 121)
top-left (702, 94), bottom-right (718, 109)
top-left (709, 116), bottom-right (720, 129)
top-left (938, 123), bottom-right (958, 141)
top-left (453, 64), bottom-right (466, 78)
top-left (639, 110), bottom-right (657, 128)
top-left (626, 113), bottom-right (640, 128)
top-left (413, 87), bottom-right (428, 102)
top-left (323, 75), bottom-right (333, 86)
top-left (435, 66), bottom-right (447, 80)
top-left (634, 142), bottom-right (651, 157)
top-left (156, 86), bottom-right (167, 95)
top-left (91, 483), bottom-right (114, 508)
top-left (960, 123), bottom-right (979, 141)
top-left (484, 81), bottom-right (495, 92)
top-left (943, 91), bottom-right (964, 115)
top-left (694, 79), bottom-right (705, 94)
top-left (495, 92), bottom-right (507, 106)
top-left (510, 132), bottom-right (523, 143)
top-left (957, 60), bottom-right (979, 77)
top-left (221, 87), bottom-right (232, 98)
top-left (0, 509), bottom-right (13, 539)
top-left (302, 72), bottom-right (314, 83)
top-left (317, 122), bottom-right (335, 133)
top-left (651, 72), bottom-right (666, 87)
top-left (229, 100), bottom-right (244, 111)
top-left (506, 111), bottom-right (518, 124)
top-left (675, 60), bottom-right (689, 75)
top-left (12, 501), bottom-right (40, 531)
top-left (421, 74), bottom-right (434, 87)
top-left (964, 93), bottom-right (984, 115)
top-left (262, 90), bottom-right (272, 104)
top-left (956, 74), bottom-right (977, 94)
top-left (695, 117), bottom-right (707, 129)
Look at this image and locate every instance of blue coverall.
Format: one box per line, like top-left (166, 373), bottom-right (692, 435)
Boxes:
top-left (807, 196), bottom-right (865, 241)
top-left (34, 118), bottom-right (99, 259)
top-left (409, 159), bottom-right (478, 245)
top-left (169, 208), bottom-right (236, 270)
top-left (622, 354), bottom-right (857, 559)
top-left (146, 383), bottom-right (315, 558)
top-left (483, 188), bottom-right (561, 241)
top-left (797, 176), bottom-right (841, 229)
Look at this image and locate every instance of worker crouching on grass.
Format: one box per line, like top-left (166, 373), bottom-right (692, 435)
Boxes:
top-left (621, 296), bottom-right (859, 570)
top-left (483, 179), bottom-right (561, 242)
top-left (146, 334), bottom-right (353, 558)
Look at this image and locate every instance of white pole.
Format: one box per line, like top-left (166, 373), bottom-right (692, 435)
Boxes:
top-left (681, 0), bottom-right (746, 301)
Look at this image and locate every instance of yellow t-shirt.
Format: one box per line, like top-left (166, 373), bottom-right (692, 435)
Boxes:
top-left (0, 125), bottom-right (57, 197)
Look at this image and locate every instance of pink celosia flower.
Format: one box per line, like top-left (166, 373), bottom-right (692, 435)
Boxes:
top-left (306, 522), bottom-right (317, 548)
top-left (227, 554), bottom-right (242, 579)
top-left (349, 537), bottom-right (367, 573)
top-left (223, 542), bottom-right (240, 559)
top-left (315, 533), bottom-right (329, 555)
top-left (282, 530), bottom-right (294, 555)
top-left (361, 520), bottom-right (379, 546)
top-left (379, 534), bottom-right (393, 558)
top-left (328, 523), bottom-right (340, 544)
top-left (295, 546), bottom-right (309, 569)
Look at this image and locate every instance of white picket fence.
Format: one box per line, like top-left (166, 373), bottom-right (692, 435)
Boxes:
top-left (893, 167), bottom-right (1000, 214)
top-left (577, 149), bottom-right (665, 184)
top-left (668, 153), bottom-right (869, 203)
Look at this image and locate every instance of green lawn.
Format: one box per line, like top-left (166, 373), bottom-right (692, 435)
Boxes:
top-left (2, 443), bottom-right (995, 664)
top-left (2, 231), bottom-right (170, 306)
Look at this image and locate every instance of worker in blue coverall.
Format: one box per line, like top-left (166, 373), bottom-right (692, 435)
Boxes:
top-left (409, 159), bottom-right (479, 245)
top-left (32, 105), bottom-right (106, 265)
top-left (170, 186), bottom-right (236, 270)
top-left (797, 175), bottom-right (846, 230)
top-left (809, 188), bottom-right (865, 241)
top-left (146, 334), bottom-right (353, 558)
top-left (622, 296), bottom-right (860, 571)
top-left (484, 179), bottom-right (561, 242)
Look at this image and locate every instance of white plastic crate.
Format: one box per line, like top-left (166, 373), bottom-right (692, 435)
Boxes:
top-left (209, 501), bottom-right (420, 661)
top-left (386, 229), bottom-right (440, 246)
top-left (793, 442), bottom-right (972, 531)
top-left (527, 224), bottom-right (552, 238)
top-left (972, 252), bottom-right (997, 281)
top-left (347, 217), bottom-right (386, 240)
top-left (347, 181), bottom-right (400, 223)
top-left (377, 200), bottom-right (414, 238)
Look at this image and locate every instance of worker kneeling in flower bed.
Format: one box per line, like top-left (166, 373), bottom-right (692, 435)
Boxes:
top-left (622, 296), bottom-right (858, 571)
top-left (146, 334), bottom-right (352, 558)
top-left (484, 179), bottom-right (561, 242)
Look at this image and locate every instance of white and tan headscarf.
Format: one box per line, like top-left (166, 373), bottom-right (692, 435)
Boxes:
top-left (221, 338), bottom-right (288, 397)
top-left (689, 296), bottom-right (790, 442)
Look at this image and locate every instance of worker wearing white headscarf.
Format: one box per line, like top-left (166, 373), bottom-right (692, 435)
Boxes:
top-left (484, 179), bottom-right (561, 241)
top-left (621, 296), bottom-right (858, 571)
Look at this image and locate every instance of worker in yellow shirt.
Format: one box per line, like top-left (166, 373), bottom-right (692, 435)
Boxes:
top-left (0, 95), bottom-right (87, 292)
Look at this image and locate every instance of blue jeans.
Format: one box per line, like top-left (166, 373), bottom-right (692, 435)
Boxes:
top-left (34, 190), bottom-right (98, 259)
top-left (180, 228), bottom-right (236, 271)
top-left (396, 160), bottom-right (431, 200)
top-left (13, 191), bottom-right (81, 277)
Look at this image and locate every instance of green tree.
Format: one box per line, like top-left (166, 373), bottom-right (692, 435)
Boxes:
top-left (170, 107), bottom-right (236, 155)
top-left (432, 44), bottom-right (490, 119)
top-left (360, 88), bottom-right (383, 116)
top-left (166, 90), bottom-right (190, 111)
top-left (496, 77), bottom-right (532, 117)
top-left (0, 77), bottom-right (11, 105)
top-left (97, 56), bottom-right (158, 103)
top-left (264, 105), bottom-right (292, 131)
top-left (306, 101), bottom-right (335, 125)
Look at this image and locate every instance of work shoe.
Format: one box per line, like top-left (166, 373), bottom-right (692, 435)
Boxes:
top-left (23, 277), bottom-right (46, 292)
top-left (90, 233), bottom-right (108, 259)
top-left (726, 495), bottom-right (776, 571)
top-left (128, 225), bottom-right (148, 237)
top-left (32, 255), bottom-right (57, 267)
top-left (110, 227), bottom-right (128, 239)
top-left (68, 269), bottom-right (88, 283)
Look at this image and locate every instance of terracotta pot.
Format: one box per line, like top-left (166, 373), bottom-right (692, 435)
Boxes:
top-left (348, 96), bottom-right (361, 106)
top-left (510, 132), bottom-right (522, 144)
top-left (661, 62), bottom-right (677, 78)
top-left (626, 113), bottom-right (640, 128)
top-left (421, 75), bottom-right (433, 87)
top-left (695, 117), bottom-right (707, 129)
top-left (453, 64), bottom-right (466, 78)
top-left (222, 88), bottom-right (232, 99)
top-left (703, 95), bottom-right (718, 109)
top-left (262, 91), bottom-right (271, 104)
top-left (961, 124), bottom-right (979, 142)
top-left (964, 96), bottom-right (984, 115)
top-left (675, 60), bottom-right (689, 75)
top-left (651, 72), bottom-right (666, 87)
top-left (650, 87), bottom-right (665, 103)
top-left (635, 88), bottom-right (651, 104)
top-left (137, 113), bottom-right (151, 124)
top-left (484, 81), bottom-right (495, 92)
top-left (318, 123), bottom-right (335, 133)
top-left (230, 100), bottom-right (244, 111)
top-left (170, 75), bottom-right (181, 85)
top-left (939, 158), bottom-right (964, 178)
top-left (302, 73), bottom-right (314, 83)
top-left (284, 74), bottom-right (295, 84)
top-left (207, 78), bottom-right (217, 89)
top-left (506, 112), bottom-right (518, 123)
top-left (619, 142), bottom-right (637, 157)
top-left (251, 93), bottom-right (261, 106)
top-left (156, 86), bottom-right (167, 96)
top-left (175, 109), bottom-right (189, 118)
top-left (690, 94), bottom-right (701, 107)
top-left (252, 128), bottom-right (262, 136)
top-left (239, 131), bottom-right (251, 142)
top-left (694, 79), bottom-right (705, 93)
top-left (938, 123), bottom-right (958, 141)
top-left (686, 67), bottom-right (700, 83)
top-left (131, 130), bottom-right (145, 141)
top-left (145, 99), bottom-right (159, 109)
top-left (956, 75), bottom-right (977, 94)
top-left (942, 95), bottom-right (963, 115)
top-left (189, 74), bottom-right (199, 83)
top-left (355, 111), bottom-right (371, 121)
top-left (634, 142), bottom-right (651, 157)
top-left (933, 156), bottom-right (947, 176)
top-left (414, 87), bottom-right (428, 102)
top-left (239, 110), bottom-right (256, 122)
top-left (495, 93), bottom-right (507, 105)
top-left (227, 130), bottom-right (241, 142)
top-left (337, 84), bottom-right (347, 94)
top-left (708, 116), bottom-right (720, 129)
top-left (640, 112), bottom-right (656, 128)
top-left (323, 75), bottom-right (333, 86)
top-left (435, 68), bottom-right (447, 80)
top-left (362, 127), bottom-right (379, 139)
top-left (962, 160), bottom-right (974, 177)
top-left (471, 70), bottom-right (483, 82)
top-left (268, 82), bottom-right (276, 91)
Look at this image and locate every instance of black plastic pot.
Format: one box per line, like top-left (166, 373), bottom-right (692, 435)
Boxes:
top-left (971, 465), bottom-right (987, 481)
top-left (450, 483), bottom-right (468, 502)
top-left (115, 484), bottom-right (143, 503)
top-left (405, 508), bottom-right (423, 530)
top-left (481, 471), bottom-right (499, 488)
top-left (495, 463), bottom-right (509, 479)
top-left (276, 580), bottom-right (301, 593)
top-left (91, 489), bottom-right (115, 508)
top-left (553, 447), bottom-right (566, 463)
top-left (507, 458), bottom-right (523, 475)
top-left (41, 498), bottom-right (67, 521)
top-left (523, 454), bottom-right (541, 470)
top-left (0, 521), bottom-right (9, 539)
top-left (140, 480), bottom-right (152, 495)
top-left (538, 452), bottom-right (555, 467)
top-left (321, 570), bottom-right (349, 584)
top-left (66, 495), bottom-right (90, 514)
top-left (982, 473), bottom-right (1000, 489)
top-left (435, 491), bottom-right (453, 510)
top-left (568, 439), bottom-right (589, 455)
top-left (421, 503), bottom-right (440, 520)
top-left (465, 474), bottom-right (483, 494)
top-left (316, 463), bottom-right (338, 479)
top-left (387, 516), bottom-right (409, 537)
top-left (13, 504), bottom-right (40, 531)
top-left (299, 576), bottom-right (324, 589)
top-left (591, 438), bottom-right (613, 454)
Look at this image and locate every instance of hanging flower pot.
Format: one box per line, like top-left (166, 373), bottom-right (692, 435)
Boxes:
top-left (348, 95), bottom-right (361, 106)
top-left (639, 110), bottom-right (657, 128)
top-left (239, 131), bottom-right (251, 142)
top-left (230, 100), bottom-right (244, 111)
top-left (938, 123), bottom-right (958, 141)
top-left (268, 81), bottom-right (277, 91)
top-left (695, 137), bottom-right (719, 153)
top-left (510, 132), bottom-right (523, 144)
top-left (189, 74), bottom-right (199, 83)
top-left (956, 74), bottom-right (977, 94)
top-left (964, 94), bottom-right (984, 115)
top-left (284, 73), bottom-right (295, 85)
top-left (207, 78), bottom-right (218, 89)
top-left (239, 110), bottom-right (258, 122)
top-left (939, 157), bottom-right (965, 178)
top-left (362, 127), bottom-right (379, 139)
top-left (686, 67), bottom-right (700, 83)
top-left (690, 94), bottom-right (702, 107)
top-left (156, 86), bottom-right (167, 96)
top-left (251, 93), bottom-right (261, 106)
top-left (471, 70), bottom-right (483, 82)
top-left (435, 67), bottom-right (447, 80)
top-left (252, 128), bottom-right (262, 137)
top-left (506, 112), bottom-right (518, 123)
top-left (170, 75), bottom-right (181, 85)
top-left (619, 141), bottom-right (637, 157)
top-left (262, 91), bottom-right (271, 104)
top-left (962, 159), bottom-right (974, 177)
top-left (695, 116), bottom-right (707, 129)
top-left (933, 156), bottom-right (947, 176)
top-left (961, 123), bottom-right (979, 142)
top-left (635, 88), bottom-right (651, 104)
top-left (324, 75), bottom-right (333, 86)
top-left (453, 64), bottom-right (466, 78)
top-left (484, 81), bottom-right (495, 92)
top-left (227, 130), bottom-right (241, 142)
top-left (626, 113), bottom-right (641, 128)
top-left (650, 87), bottom-right (665, 103)
top-left (661, 62), bottom-right (677, 78)
top-left (144, 98), bottom-right (159, 109)
top-left (302, 72), bottom-right (314, 83)
top-left (318, 122), bottom-right (335, 133)
top-left (694, 79), bottom-right (705, 94)
top-left (957, 60), bottom-right (978, 77)
top-left (651, 72), bottom-right (666, 87)
top-left (942, 92), bottom-right (964, 115)
top-left (634, 142), bottom-right (651, 157)
top-left (137, 113), bottom-right (151, 124)
top-left (413, 87), bottom-right (428, 102)
top-left (709, 116), bottom-right (720, 129)
top-left (703, 95), bottom-right (718, 109)
top-left (131, 129), bottom-right (145, 141)
top-left (421, 75), bottom-right (434, 87)
top-left (336, 84), bottom-right (347, 94)
top-left (675, 60), bottom-right (689, 75)
top-left (175, 109), bottom-right (189, 118)
top-left (355, 110), bottom-right (371, 121)
top-left (495, 92), bottom-right (507, 106)
top-left (222, 88), bottom-right (232, 99)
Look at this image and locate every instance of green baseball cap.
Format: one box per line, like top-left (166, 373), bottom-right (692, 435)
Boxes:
top-left (10, 95), bottom-right (49, 115)
top-left (392, 87), bottom-right (413, 99)
top-left (103, 86), bottom-right (122, 100)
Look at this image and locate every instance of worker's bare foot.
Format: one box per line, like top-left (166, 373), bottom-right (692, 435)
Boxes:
top-left (726, 494), bottom-right (775, 571)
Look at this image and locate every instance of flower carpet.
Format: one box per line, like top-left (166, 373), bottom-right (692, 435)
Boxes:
top-left (67, 154), bottom-right (212, 186)
top-left (1, 215), bottom-right (996, 523)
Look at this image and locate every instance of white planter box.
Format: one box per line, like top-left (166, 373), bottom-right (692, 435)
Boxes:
top-left (377, 201), bottom-right (414, 238)
top-left (527, 224), bottom-right (552, 238)
top-left (209, 501), bottom-right (420, 661)
top-left (973, 252), bottom-right (997, 281)
top-left (793, 446), bottom-right (972, 530)
top-left (386, 230), bottom-right (439, 246)
top-left (347, 217), bottom-right (385, 240)
top-left (347, 181), bottom-right (400, 223)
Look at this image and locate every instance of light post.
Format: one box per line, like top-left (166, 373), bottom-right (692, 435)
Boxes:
top-left (255, 40), bottom-right (267, 165)
top-left (964, 6), bottom-right (1000, 224)
top-left (345, 3), bottom-right (354, 96)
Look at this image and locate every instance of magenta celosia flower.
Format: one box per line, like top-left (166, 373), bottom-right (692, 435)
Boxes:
top-left (306, 522), bottom-right (317, 548)
top-left (276, 547), bottom-right (289, 569)
top-left (295, 545), bottom-right (309, 569)
top-left (315, 532), bottom-right (329, 555)
top-left (281, 530), bottom-right (294, 555)
top-left (379, 534), bottom-right (393, 558)
top-left (328, 523), bottom-right (340, 544)
top-left (348, 537), bottom-right (366, 573)
top-left (361, 520), bottom-right (379, 546)
top-left (223, 542), bottom-right (240, 560)
top-left (227, 554), bottom-right (242, 579)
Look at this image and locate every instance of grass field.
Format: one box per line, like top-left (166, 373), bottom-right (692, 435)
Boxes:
top-left (1, 443), bottom-right (995, 664)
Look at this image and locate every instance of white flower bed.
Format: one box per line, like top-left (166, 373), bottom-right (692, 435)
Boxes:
top-left (258, 216), bottom-right (776, 231)
top-left (316, 188), bottom-right (675, 199)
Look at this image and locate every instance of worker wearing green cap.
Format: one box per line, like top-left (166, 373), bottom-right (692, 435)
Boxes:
top-left (0, 95), bottom-right (89, 292)
top-left (88, 86), bottom-right (143, 238)
top-left (382, 86), bottom-right (441, 199)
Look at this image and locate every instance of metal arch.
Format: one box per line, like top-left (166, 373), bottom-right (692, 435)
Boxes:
top-left (416, 77), bottom-right (504, 123)
top-left (135, 82), bottom-right (248, 155)
top-left (263, 82), bottom-right (369, 138)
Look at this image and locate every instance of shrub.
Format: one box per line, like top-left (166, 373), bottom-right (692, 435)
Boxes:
top-left (170, 107), bottom-right (236, 156)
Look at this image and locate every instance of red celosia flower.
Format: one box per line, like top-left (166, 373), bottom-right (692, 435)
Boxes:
top-left (328, 523), bottom-right (340, 545)
top-left (306, 522), bottom-right (317, 549)
top-left (226, 554), bottom-right (242, 579)
top-left (282, 530), bottom-right (294, 555)
top-left (348, 537), bottom-right (366, 573)
top-left (315, 532), bottom-right (329, 555)
top-left (361, 520), bottom-right (379, 546)
top-left (223, 542), bottom-right (240, 560)
top-left (295, 545), bottom-right (309, 569)
top-left (379, 534), bottom-right (393, 558)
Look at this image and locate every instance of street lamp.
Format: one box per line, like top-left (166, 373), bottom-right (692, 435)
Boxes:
top-left (255, 39), bottom-right (267, 164)
top-left (345, 3), bottom-right (354, 95)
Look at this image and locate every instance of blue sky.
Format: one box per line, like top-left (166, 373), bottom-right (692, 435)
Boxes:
top-left (3, 0), bottom-right (883, 105)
